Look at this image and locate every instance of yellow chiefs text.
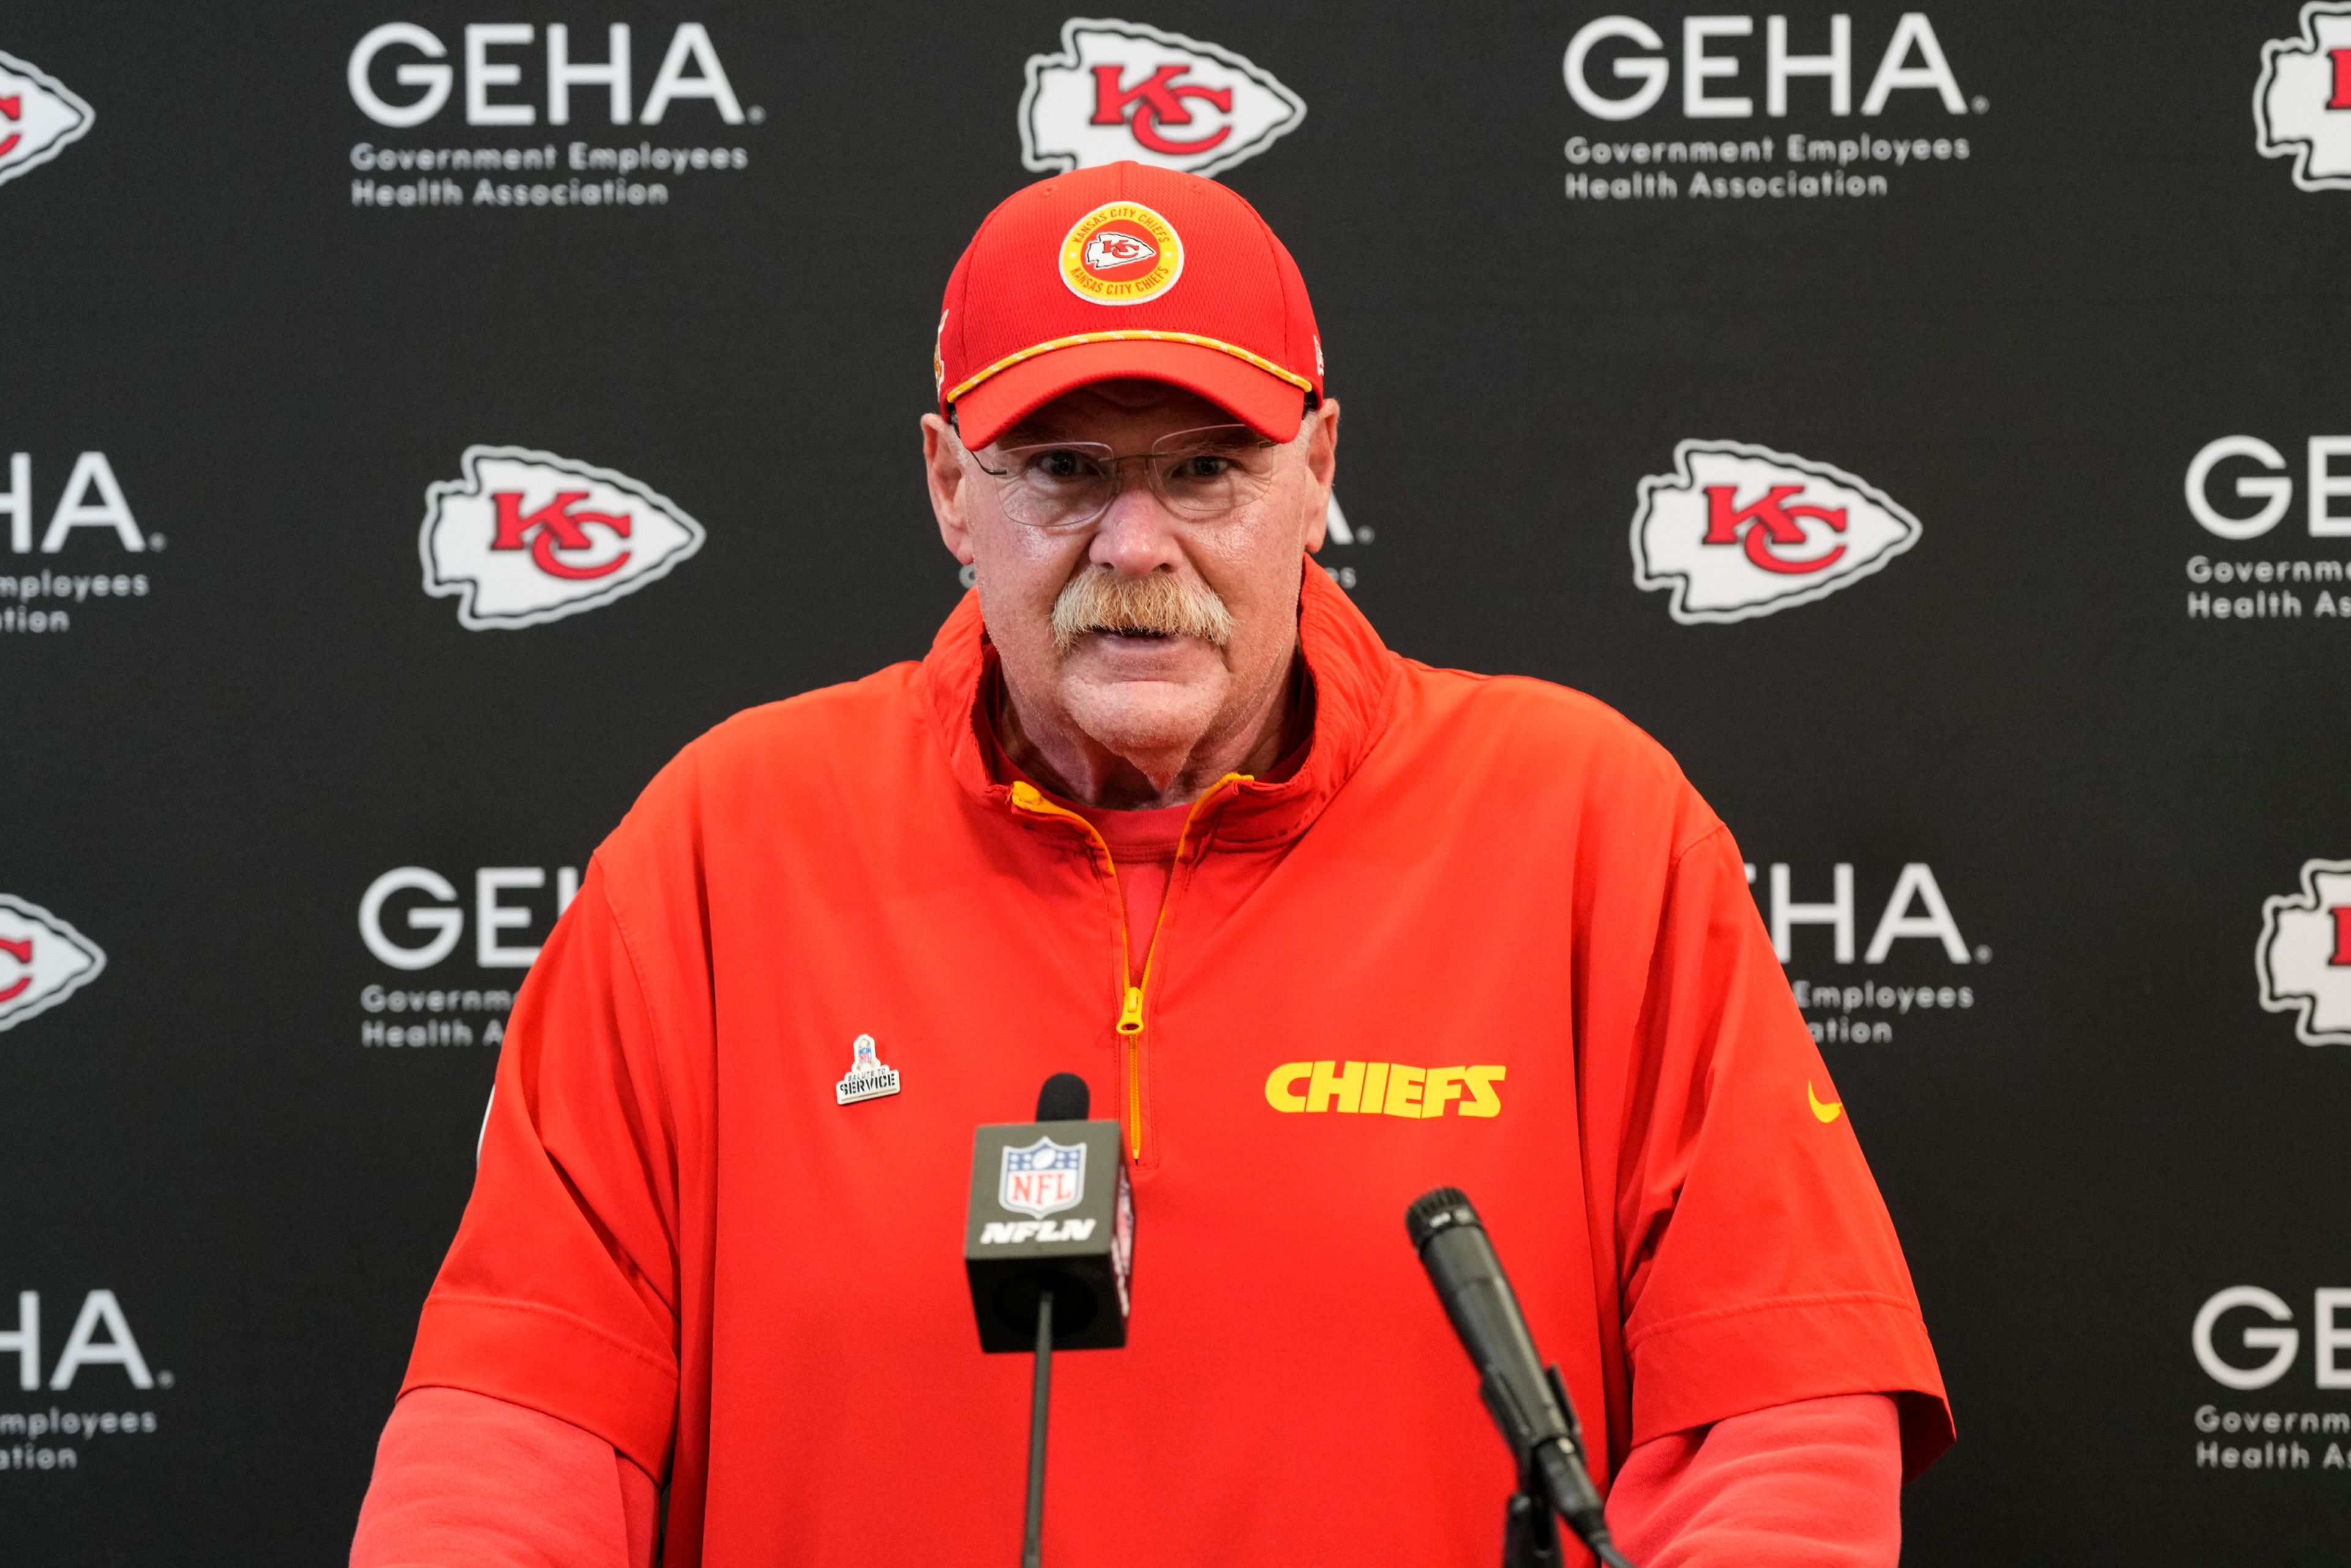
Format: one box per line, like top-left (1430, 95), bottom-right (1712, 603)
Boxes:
top-left (1262, 1060), bottom-right (1505, 1118)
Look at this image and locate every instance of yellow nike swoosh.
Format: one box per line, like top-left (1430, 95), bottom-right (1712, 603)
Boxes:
top-left (1807, 1082), bottom-right (1843, 1123)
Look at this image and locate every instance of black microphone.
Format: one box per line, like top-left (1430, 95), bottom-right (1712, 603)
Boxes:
top-left (969, 1075), bottom-right (1136, 1568)
top-left (1406, 1188), bottom-right (1637, 1568)
top-left (1035, 1071), bottom-right (1089, 1123)
top-left (964, 1073), bottom-right (1133, 1352)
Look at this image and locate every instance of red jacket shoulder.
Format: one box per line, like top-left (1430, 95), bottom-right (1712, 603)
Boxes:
top-left (598, 661), bottom-right (931, 865)
top-left (1389, 660), bottom-right (1722, 853)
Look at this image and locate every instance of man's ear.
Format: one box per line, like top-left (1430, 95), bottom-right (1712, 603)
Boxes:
top-left (923, 412), bottom-right (977, 566)
top-left (1299, 397), bottom-right (1340, 554)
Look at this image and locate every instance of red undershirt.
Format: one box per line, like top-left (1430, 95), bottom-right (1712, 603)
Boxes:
top-left (351, 1387), bottom-right (1902, 1567)
top-left (977, 671), bottom-right (1308, 970)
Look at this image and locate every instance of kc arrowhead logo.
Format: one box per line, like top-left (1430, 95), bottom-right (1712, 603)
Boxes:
top-left (1631, 440), bottom-right (1922, 625)
top-left (0, 895), bottom-right (105, 1032)
top-left (2258, 859), bottom-right (2351, 1044)
top-left (2257, 3), bottom-right (2351, 190)
top-left (1020, 18), bottom-right (1305, 179)
top-left (420, 447), bottom-right (705, 631)
top-left (0, 50), bottom-right (94, 190)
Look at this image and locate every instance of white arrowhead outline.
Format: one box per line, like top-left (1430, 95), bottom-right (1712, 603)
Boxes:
top-left (418, 445), bottom-right (708, 631)
top-left (2256, 857), bottom-right (2351, 1045)
top-left (1629, 438), bottom-right (1925, 626)
top-left (2254, 2), bottom-right (2351, 192)
top-left (1018, 17), bottom-right (1308, 179)
top-left (0, 49), bottom-right (96, 191)
top-left (0, 894), bottom-right (107, 1033)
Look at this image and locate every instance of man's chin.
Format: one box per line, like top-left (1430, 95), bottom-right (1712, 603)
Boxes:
top-left (1060, 659), bottom-right (1225, 753)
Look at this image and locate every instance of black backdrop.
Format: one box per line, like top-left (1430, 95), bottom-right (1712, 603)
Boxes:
top-left (5, 3), bottom-right (2349, 1562)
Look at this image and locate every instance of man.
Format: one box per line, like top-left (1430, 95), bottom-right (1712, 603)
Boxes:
top-left (353, 162), bottom-right (1949, 1566)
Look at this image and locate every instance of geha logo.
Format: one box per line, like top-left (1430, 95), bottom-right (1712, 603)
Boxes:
top-left (345, 23), bottom-right (757, 211)
top-left (421, 447), bottom-right (704, 629)
top-left (359, 864), bottom-right (579, 970)
top-left (2, 1290), bottom-right (156, 1392)
top-left (1, 1289), bottom-right (170, 1477)
top-left (2192, 1285), bottom-right (2351, 1391)
top-left (1631, 440), bottom-right (1921, 623)
top-left (348, 22), bottom-right (743, 127)
top-left (2186, 434), bottom-right (2351, 540)
top-left (1560, 15), bottom-right (1981, 204)
top-left (356, 865), bottom-right (577, 1052)
top-left (1021, 18), bottom-right (1305, 178)
top-left (0, 896), bottom-right (105, 1033)
top-left (0, 50), bottom-right (93, 190)
top-left (1564, 13), bottom-right (1970, 121)
top-left (2180, 435), bottom-right (2351, 623)
top-left (1746, 862), bottom-right (1984, 1046)
top-left (3, 452), bottom-right (157, 637)
top-left (2258, 860), bottom-right (2351, 1045)
top-left (2257, 3), bottom-right (2351, 190)
top-left (2188, 1284), bottom-right (2351, 1476)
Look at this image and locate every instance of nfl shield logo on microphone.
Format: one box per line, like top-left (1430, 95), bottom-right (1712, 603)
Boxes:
top-left (1000, 1136), bottom-right (1087, 1219)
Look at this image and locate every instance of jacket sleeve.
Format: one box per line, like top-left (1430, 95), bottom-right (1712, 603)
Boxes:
top-left (397, 855), bottom-right (688, 1480)
top-left (1603, 1394), bottom-right (1901, 1567)
top-left (1608, 820), bottom-right (1952, 1476)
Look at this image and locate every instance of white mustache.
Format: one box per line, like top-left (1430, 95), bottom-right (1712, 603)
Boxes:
top-left (1051, 569), bottom-right (1234, 654)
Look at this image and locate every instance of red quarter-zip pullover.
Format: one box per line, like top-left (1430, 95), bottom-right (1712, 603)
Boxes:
top-left (398, 563), bottom-right (1949, 1566)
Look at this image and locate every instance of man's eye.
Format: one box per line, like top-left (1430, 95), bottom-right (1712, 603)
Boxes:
top-left (1027, 451), bottom-right (1096, 482)
top-left (1169, 455), bottom-right (1234, 480)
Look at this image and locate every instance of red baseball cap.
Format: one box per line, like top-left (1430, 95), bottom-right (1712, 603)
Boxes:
top-left (934, 161), bottom-right (1324, 450)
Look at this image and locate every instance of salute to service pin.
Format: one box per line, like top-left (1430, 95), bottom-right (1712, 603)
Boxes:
top-left (834, 1033), bottom-right (902, 1105)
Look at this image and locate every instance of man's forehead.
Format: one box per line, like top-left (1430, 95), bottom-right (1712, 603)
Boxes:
top-left (998, 380), bottom-right (1242, 446)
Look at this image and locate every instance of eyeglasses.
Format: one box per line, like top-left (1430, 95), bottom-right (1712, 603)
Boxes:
top-left (965, 423), bottom-right (1281, 531)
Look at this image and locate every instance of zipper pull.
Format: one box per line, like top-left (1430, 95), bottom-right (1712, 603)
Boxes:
top-left (1117, 985), bottom-right (1146, 1035)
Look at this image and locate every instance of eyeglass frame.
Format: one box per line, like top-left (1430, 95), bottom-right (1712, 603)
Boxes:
top-left (953, 417), bottom-right (1288, 532)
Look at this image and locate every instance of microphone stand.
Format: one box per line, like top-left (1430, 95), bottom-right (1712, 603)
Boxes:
top-left (1501, 1476), bottom-right (1562, 1568)
top-left (1499, 1366), bottom-right (1637, 1568)
top-left (1021, 1290), bottom-right (1054, 1568)
top-left (1496, 1368), bottom-right (1562, 1568)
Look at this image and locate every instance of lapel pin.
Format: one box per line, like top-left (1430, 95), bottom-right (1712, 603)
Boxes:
top-left (836, 1033), bottom-right (902, 1105)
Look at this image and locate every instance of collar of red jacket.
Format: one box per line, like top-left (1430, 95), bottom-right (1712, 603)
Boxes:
top-left (922, 558), bottom-right (1399, 848)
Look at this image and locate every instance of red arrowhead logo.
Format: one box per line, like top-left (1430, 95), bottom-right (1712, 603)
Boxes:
top-left (0, 896), bottom-right (106, 1031)
top-left (0, 53), bottom-right (95, 184)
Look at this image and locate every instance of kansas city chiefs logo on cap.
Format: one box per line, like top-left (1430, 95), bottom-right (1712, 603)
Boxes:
top-left (420, 446), bottom-right (706, 631)
top-left (2257, 3), bottom-right (2351, 190)
top-left (1631, 440), bottom-right (1922, 625)
top-left (1061, 200), bottom-right (1184, 305)
top-left (1021, 18), bottom-right (1305, 179)
top-left (1084, 231), bottom-right (1156, 269)
top-left (0, 50), bottom-right (94, 190)
top-left (0, 895), bottom-right (105, 1033)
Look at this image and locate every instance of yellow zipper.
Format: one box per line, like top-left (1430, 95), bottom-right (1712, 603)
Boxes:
top-left (1010, 774), bottom-right (1248, 1161)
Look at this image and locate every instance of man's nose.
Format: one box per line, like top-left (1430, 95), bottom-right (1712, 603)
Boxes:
top-left (1087, 473), bottom-right (1185, 576)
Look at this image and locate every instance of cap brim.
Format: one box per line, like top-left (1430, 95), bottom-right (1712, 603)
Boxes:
top-left (953, 339), bottom-right (1307, 450)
